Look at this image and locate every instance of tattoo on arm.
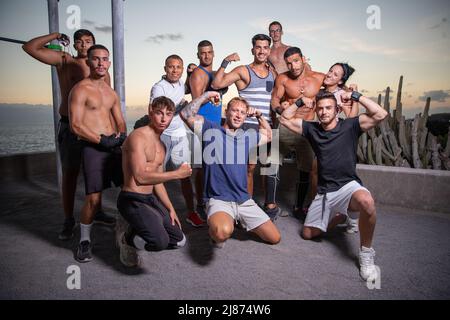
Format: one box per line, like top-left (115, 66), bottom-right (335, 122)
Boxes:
top-left (181, 92), bottom-right (208, 119)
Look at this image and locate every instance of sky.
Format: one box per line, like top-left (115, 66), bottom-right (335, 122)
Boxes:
top-left (0, 0), bottom-right (449, 118)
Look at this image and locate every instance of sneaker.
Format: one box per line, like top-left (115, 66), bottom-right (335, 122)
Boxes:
top-left (58, 217), bottom-right (75, 240)
top-left (119, 234), bottom-right (142, 267)
top-left (210, 238), bottom-right (225, 249)
top-left (265, 206), bottom-right (281, 222)
top-left (359, 246), bottom-right (378, 281)
top-left (346, 217), bottom-right (359, 234)
top-left (75, 240), bottom-right (93, 263)
top-left (186, 211), bottom-right (206, 227)
top-left (196, 204), bottom-right (207, 221)
top-left (93, 210), bottom-right (116, 226)
top-left (115, 214), bottom-right (129, 248)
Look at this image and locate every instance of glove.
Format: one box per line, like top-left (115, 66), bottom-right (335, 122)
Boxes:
top-left (99, 134), bottom-right (121, 149)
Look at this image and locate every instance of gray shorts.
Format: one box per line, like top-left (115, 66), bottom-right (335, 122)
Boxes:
top-left (304, 180), bottom-right (369, 232)
top-left (205, 198), bottom-right (270, 231)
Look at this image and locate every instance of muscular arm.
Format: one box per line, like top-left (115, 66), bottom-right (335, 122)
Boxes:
top-left (357, 96), bottom-right (388, 131)
top-left (153, 167), bottom-right (176, 213)
top-left (69, 85), bottom-right (102, 143)
top-left (180, 92), bottom-right (219, 130)
top-left (279, 103), bottom-right (304, 135)
top-left (271, 75), bottom-right (287, 114)
top-left (111, 92), bottom-right (127, 133)
top-left (22, 32), bottom-right (71, 66)
top-left (128, 134), bottom-right (184, 186)
top-left (189, 69), bottom-right (208, 99)
top-left (211, 65), bottom-right (244, 90)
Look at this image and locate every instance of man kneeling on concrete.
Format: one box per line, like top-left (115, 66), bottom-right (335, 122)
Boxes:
top-left (117, 96), bottom-right (198, 267)
top-left (180, 94), bottom-right (281, 248)
top-left (279, 90), bottom-right (388, 281)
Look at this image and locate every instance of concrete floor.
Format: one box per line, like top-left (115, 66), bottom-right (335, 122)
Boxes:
top-left (0, 171), bottom-right (449, 300)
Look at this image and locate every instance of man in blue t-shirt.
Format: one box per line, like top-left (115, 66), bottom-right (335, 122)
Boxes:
top-left (279, 90), bottom-right (388, 282)
top-left (180, 94), bottom-right (281, 248)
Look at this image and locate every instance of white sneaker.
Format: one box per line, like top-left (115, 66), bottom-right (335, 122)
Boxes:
top-left (119, 234), bottom-right (142, 267)
top-left (359, 246), bottom-right (378, 281)
top-left (346, 217), bottom-right (359, 234)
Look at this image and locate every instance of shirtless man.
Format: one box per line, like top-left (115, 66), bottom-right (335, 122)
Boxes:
top-left (271, 47), bottom-right (325, 218)
top-left (69, 45), bottom-right (126, 263)
top-left (268, 21), bottom-right (290, 74)
top-left (117, 95), bottom-right (208, 267)
top-left (22, 30), bottom-right (114, 241)
top-left (211, 34), bottom-right (281, 221)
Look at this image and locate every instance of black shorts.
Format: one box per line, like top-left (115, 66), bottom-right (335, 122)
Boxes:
top-left (117, 191), bottom-right (184, 251)
top-left (57, 117), bottom-right (82, 170)
top-left (81, 142), bottom-right (123, 194)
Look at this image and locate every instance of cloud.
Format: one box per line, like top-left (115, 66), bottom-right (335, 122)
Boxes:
top-left (419, 90), bottom-right (450, 102)
top-left (82, 20), bottom-right (112, 33)
top-left (145, 33), bottom-right (183, 44)
top-left (332, 35), bottom-right (404, 57)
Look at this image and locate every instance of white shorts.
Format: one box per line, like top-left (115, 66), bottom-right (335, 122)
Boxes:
top-left (304, 180), bottom-right (369, 232)
top-left (205, 198), bottom-right (270, 231)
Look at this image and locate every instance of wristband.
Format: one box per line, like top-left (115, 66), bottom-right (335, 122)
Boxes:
top-left (220, 59), bottom-right (230, 69)
top-left (351, 91), bottom-right (362, 102)
top-left (295, 98), bottom-right (304, 108)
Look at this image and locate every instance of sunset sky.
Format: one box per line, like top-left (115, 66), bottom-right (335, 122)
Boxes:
top-left (0, 0), bottom-right (449, 118)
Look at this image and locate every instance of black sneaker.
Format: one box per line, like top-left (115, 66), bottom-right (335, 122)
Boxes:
top-left (58, 218), bottom-right (75, 240)
top-left (264, 206), bottom-right (281, 222)
top-left (93, 210), bottom-right (116, 226)
top-left (75, 240), bottom-right (93, 263)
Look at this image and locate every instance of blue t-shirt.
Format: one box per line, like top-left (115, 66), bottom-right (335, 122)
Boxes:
top-left (202, 120), bottom-right (260, 203)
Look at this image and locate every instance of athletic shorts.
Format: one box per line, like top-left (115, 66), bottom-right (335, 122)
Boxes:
top-left (278, 124), bottom-right (314, 172)
top-left (57, 117), bottom-right (82, 170)
top-left (81, 142), bottom-right (123, 195)
top-left (304, 180), bottom-right (369, 232)
top-left (205, 198), bottom-right (270, 231)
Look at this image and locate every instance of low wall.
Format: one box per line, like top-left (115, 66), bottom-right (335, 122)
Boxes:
top-left (1, 152), bottom-right (449, 213)
top-left (356, 164), bottom-right (450, 214)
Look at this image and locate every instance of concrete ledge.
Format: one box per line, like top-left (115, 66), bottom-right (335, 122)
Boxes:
top-left (356, 164), bottom-right (450, 214)
top-left (0, 152), bottom-right (56, 181)
top-left (1, 152), bottom-right (449, 213)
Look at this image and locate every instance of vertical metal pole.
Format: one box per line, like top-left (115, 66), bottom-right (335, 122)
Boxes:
top-left (47, 0), bottom-right (62, 193)
top-left (111, 0), bottom-right (126, 119)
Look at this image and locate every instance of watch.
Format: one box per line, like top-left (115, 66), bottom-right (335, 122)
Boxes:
top-left (351, 91), bottom-right (362, 102)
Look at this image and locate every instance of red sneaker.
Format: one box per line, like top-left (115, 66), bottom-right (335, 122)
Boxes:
top-left (186, 211), bottom-right (206, 227)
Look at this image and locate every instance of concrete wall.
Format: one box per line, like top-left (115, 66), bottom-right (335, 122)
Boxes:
top-left (1, 152), bottom-right (449, 213)
top-left (356, 164), bottom-right (450, 214)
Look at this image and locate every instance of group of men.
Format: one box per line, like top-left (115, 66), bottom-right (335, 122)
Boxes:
top-left (23, 21), bottom-right (387, 282)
